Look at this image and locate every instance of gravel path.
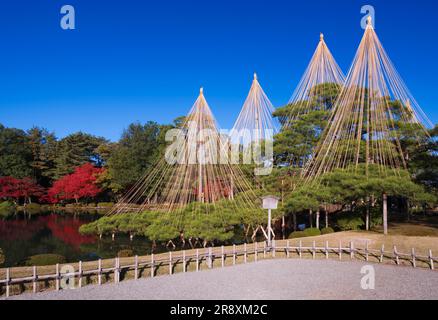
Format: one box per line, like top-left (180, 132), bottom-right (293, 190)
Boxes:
top-left (6, 259), bottom-right (438, 300)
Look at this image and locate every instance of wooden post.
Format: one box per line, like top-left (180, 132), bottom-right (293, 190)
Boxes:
top-left (429, 250), bottom-right (434, 270)
top-left (196, 249), bottom-right (200, 271)
top-left (312, 241), bottom-right (316, 259)
top-left (169, 251), bottom-right (173, 275)
top-left (350, 241), bottom-right (354, 259)
top-left (380, 244), bottom-right (385, 263)
top-left (32, 266), bottom-right (37, 293)
top-left (98, 259), bottom-right (102, 285)
top-left (299, 240), bottom-right (302, 259)
top-left (394, 246), bottom-right (400, 265)
top-left (339, 241), bottom-right (342, 260)
top-left (209, 247), bottom-right (213, 269)
top-left (221, 246), bottom-right (225, 268)
top-left (244, 243), bottom-right (247, 264)
top-left (254, 242), bottom-right (258, 262)
top-left (411, 248), bottom-right (416, 268)
top-left (183, 250), bottom-right (187, 273)
top-left (55, 264), bottom-right (60, 291)
top-left (233, 244), bottom-right (236, 265)
top-left (383, 193), bottom-right (388, 235)
top-left (5, 268), bottom-right (10, 298)
top-left (365, 241), bottom-right (369, 261)
top-left (78, 261), bottom-right (83, 288)
top-left (134, 255), bottom-right (139, 280)
top-left (263, 241), bottom-right (266, 258)
top-left (151, 254), bottom-right (155, 278)
top-left (114, 258), bottom-right (119, 283)
top-left (325, 241), bottom-right (329, 259)
top-left (286, 240), bottom-right (290, 258)
top-left (272, 240), bottom-right (276, 258)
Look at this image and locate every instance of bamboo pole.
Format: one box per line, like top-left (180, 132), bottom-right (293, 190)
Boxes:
top-left (55, 264), bottom-right (60, 291)
top-left (151, 254), bottom-right (155, 278)
top-left (32, 266), bottom-right (37, 293)
top-left (134, 255), bottom-right (139, 280)
top-left (78, 261), bottom-right (83, 288)
top-left (221, 246), bottom-right (225, 268)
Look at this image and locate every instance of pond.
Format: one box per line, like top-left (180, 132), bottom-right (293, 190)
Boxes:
top-left (0, 212), bottom-right (168, 267)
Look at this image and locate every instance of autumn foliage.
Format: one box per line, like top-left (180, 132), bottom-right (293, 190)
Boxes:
top-left (47, 163), bottom-right (104, 204)
top-left (0, 177), bottom-right (45, 204)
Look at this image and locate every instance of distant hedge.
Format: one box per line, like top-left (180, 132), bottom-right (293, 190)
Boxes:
top-left (25, 254), bottom-right (66, 266)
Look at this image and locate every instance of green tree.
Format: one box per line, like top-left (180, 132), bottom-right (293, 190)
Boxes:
top-left (0, 124), bottom-right (32, 178)
top-left (27, 127), bottom-right (58, 185)
top-left (54, 132), bottom-right (107, 178)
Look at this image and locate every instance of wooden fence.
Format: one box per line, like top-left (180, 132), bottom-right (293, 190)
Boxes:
top-left (0, 240), bottom-right (436, 298)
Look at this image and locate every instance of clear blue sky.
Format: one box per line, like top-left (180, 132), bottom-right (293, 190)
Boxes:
top-left (0, 0), bottom-right (437, 141)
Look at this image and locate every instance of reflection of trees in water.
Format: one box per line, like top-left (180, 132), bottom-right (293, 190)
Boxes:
top-left (0, 213), bottom-right (171, 266)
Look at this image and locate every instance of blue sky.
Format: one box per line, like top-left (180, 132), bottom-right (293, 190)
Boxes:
top-left (0, 0), bottom-right (437, 141)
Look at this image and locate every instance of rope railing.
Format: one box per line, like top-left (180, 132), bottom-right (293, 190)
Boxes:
top-left (0, 240), bottom-right (436, 298)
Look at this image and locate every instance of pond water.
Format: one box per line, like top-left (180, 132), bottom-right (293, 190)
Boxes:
top-left (0, 212), bottom-right (167, 267)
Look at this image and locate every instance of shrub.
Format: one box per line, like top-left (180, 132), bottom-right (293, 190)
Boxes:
top-left (24, 203), bottom-right (42, 215)
top-left (288, 231), bottom-right (306, 239)
top-left (98, 202), bottom-right (115, 208)
top-left (337, 215), bottom-right (364, 231)
top-left (0, 201), bottom-right (15, 219)
top-left (118, 249), bottom-right (134, 258)
top-left (321, 227), bottom-right (335, 235)
top-left (25, 254), bottom-right (66, 266)
top-left (303, 228), bottom-right (321, 237)
top-left (0, 248), bottom-right (5, 266)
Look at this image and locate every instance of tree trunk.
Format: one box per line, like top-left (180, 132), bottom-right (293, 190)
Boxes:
top-left (325, 211), bottom-right (329, 228)
top-left (281, 216), bottom-right (286, 240)
top-left (316, 211), bottom-right (320, 229)
top-left (382, 193), bottom-right (388, 235)
top-left (292, 213), bottom-right (297, 231)
top-left (406, 199), bottom-right (410, 222)
top-left (309, 210), bottom-right (313, 228)
top-left (365, 196), bottom-right (370, 231)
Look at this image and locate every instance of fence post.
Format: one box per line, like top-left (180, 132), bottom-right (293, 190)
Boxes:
top-left (233, 244), bottom-right (236, 265)
top-left (78, 261), bottom-right (83, 288)
top-left (365, 241), bottom-right (369, 261)
top-left (394, 246), bottom-right (400, 265)
top-left (299, 240), bottom-right (302, 259)
top-left (254, 242), bottom-right (258, 262)
top-left (133, 255), bottom-right (138, 280)
top-left (272, 240), bottom-right (276, 258)
top-left (169, 251), bottom-right (173, 275)
top-left (196, 249), bottom-right (200, 271)
top-left (350, 241), bottom-right (354, 260)
top-left (5, 268), bottom-right (10, 298)
top-left (55, 264), bottom-right (60, 291)
top-left (339, 240), bottom-right (342, 260)
top-left (380, 244), bottom-right (385, 263)
top-left (244, 243), bottom-right (247, 264)
top-left (114, 258), bottom-right (119, 283)
top-left (98, 259), bottom-right (102, 285)
top-left (325, 241), bottom-right (329, 259)
top-left (183, 250), bottom-right (187, 273)
top-left (263, 242), bottom-right (267, 259)
top-left (286, 240), bottom-right (290, 258)
top-left (221, 246), bottom-right (225, 268)
top-left (411, 248), bottom-right (416, 268)
top-left (209, 247), bottom-right (213, 269)
top-left (151, 254), bottom-right (155, 278)
top-left (32, 266), bottom-right (37, 293)
top-left (429, 250), bottom-right (434, 270)
top-left (312, 241), bottom-right (316, 259)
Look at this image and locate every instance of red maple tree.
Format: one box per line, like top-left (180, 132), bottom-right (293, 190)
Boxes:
top-left (0, 177), bottom-right (45, 204)
top-left (48, 163), bottom-right (104, 204)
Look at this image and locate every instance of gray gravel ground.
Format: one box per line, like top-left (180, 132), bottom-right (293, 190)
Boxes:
top-left (5, 259), bottom-right (438, 300)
